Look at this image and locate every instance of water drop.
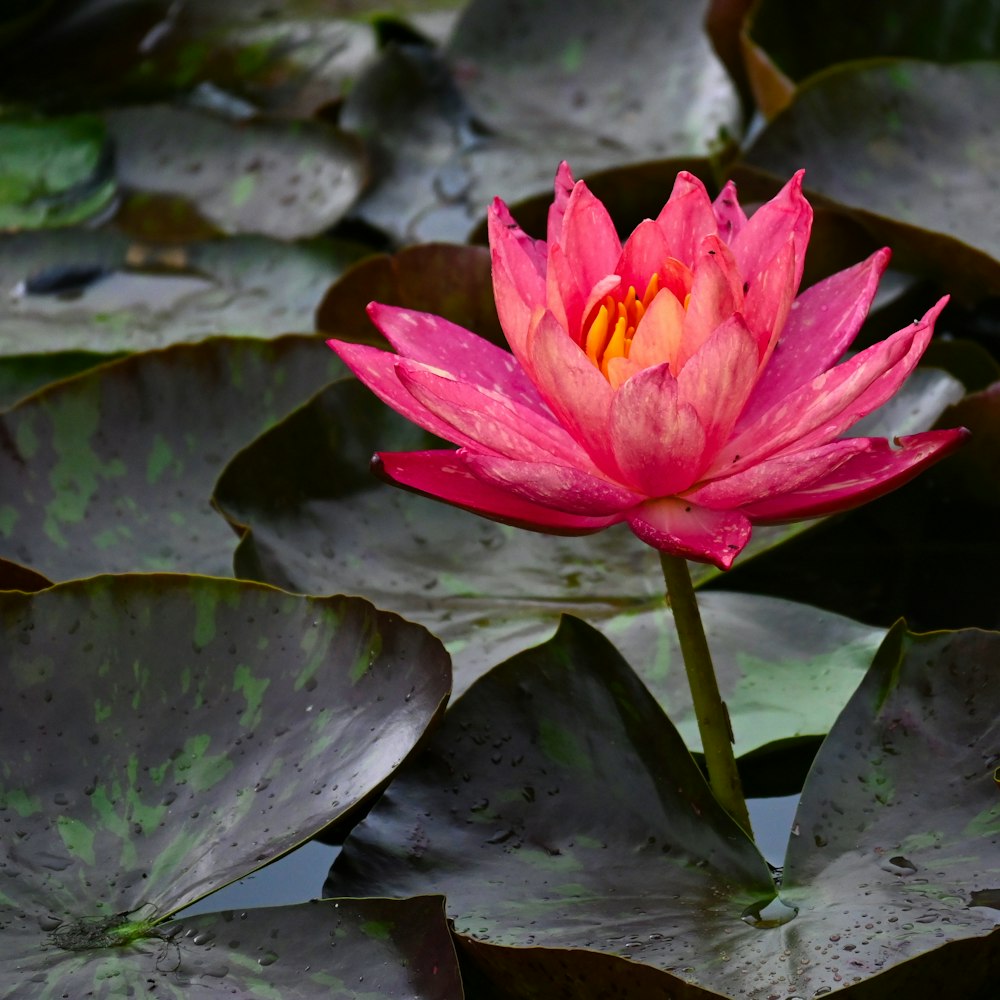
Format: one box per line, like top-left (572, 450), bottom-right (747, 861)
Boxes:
top-left (192, 931), bottom-right (215, 946)
top-left (258, 950), bottom-right (278, 967)
top-left (741, 896), bottom-right (799, 928)
top-left (38, 915), bottom-right (62, 932)
top-left (881, 856), bottom-right (917, 876)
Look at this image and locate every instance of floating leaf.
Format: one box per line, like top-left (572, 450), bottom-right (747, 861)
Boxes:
top-left (0, 574), bottom-right (452, 997)
top-left (739, 60), bottom-right (1000, 299)
top-left (744, 0), bottom-right (1000, 115)
top-left (327, 618), bottom-right (1000, 999)
top-left (0, 230), bottom-right (362, 355)
top-left (0, 335), bottom-right (344, 580)
top-left (214, 379), bottom-right (887, 755)
top-left (0, 115), bottom-right (116, 231)
top-left (342, 0), bottom-right (741, 243)
top-left (104, 106), bottom-right (366, 240)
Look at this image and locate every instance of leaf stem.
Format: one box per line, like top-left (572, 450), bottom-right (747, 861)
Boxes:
top-left (659, 552), bottom-right (754, 838)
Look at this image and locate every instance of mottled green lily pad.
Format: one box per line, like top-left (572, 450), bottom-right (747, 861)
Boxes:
top-left (214, 379), bottom-right (899, 755)
top-left (0, 115), bottom-right (116, 231)
top-left (0, 574), bottom-right (452, 998)
top-left (0, 335), bottom-right (344, 580)
top-left (740, 60), bottom-right (1000, 299)
top-left (327, 618), bottom-right (999, 999)
top-left (104, 106), bottom-right (365, 240)
top-left (0, 229), bottom-right (363, 355)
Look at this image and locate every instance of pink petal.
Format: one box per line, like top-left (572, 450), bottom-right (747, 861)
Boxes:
top-left (729, 171), bottom-right (812, 295)
top-left (713, 180), bottom-right (747, 243)
top-left (654, 171), bottom-right (719, 267)
top-left (553, 176), bottom-right (622, 300)
top-left (609, 362), bottom-right (707, 495)
top-left (629, 287), bottom-right (687, 370)
top-left (677, 236), bottom-right (744, 370)
top-left (394, 357), bottom-right (597, 468)
top-left (741, 233), bottom-right (797, 365)
top-left (688, 438), bottom-right (871, 509)
top-left (488, 199), bottom-right (547, 360)
top-left (627, 498), bottom-right (752, 569)
top-left (739, 429), bottom-right (969, 522)
top-left (329, 341), bottom-right (489, 450)
top-left (547, 161), bottom-right (577, 245)
top-left (375, 449), bottom-right (620, 534)
top-left (676, 315), bottom-right (760, 457)
top-left (709, 298), bottom-right (947, 475)
top-left (616, 218), bottom-right (673, 295)
top-left (526, 310), bottom-right (621, 476)
top-left (462, 452), bottom-right (643, 515)
top-left (736, 249), bottom-right (891, 432)
top-left (364, 304), bottom-right (548, 414)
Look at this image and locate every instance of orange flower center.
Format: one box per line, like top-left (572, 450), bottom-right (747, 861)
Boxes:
top-left (583, 273), bottom-right (660, 377)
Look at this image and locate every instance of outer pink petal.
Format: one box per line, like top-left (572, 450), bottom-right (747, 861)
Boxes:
top-left (687, 438), bottom-right (871, 509)
top-left (736, 249), bottom-right (891, 432)
top-left (739, 429), bottom-right (969, 522)
top-left (526, 310), bottom-right (621, 476)
top-left (488, 199), bottom-right (547, 360)
top-left (729, 171), bottom-right (812, 295)
top-left (741, 233), bottom-right (797, 366)
top-left (462, 452), bottom-right (643, 515)
top-left (395, 357), bottom-right (598, 468)
top-left (375, 449), bottom-right (620, 534)
top-left (654, 171), bottom-right (718, 267)
top-left (364, 304), bottom-right (547, 414)
top-left (329, 341), bottom-right (489, 450)
top-left (627, 498), bottom-right (752, 569)
top-left (709, 297), bottom-right (946, 475)
top-left (676, 315), bottom-right (759, 457)
top-left (713, 180), bottom-right (747, 243)
top-left (677, 236), bottom-right (744, 370)
top-left (609, 362), bottom-right (707, 495)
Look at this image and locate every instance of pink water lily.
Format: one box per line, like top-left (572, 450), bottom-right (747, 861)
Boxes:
top-left (328, 165), bottom-right (967, 569)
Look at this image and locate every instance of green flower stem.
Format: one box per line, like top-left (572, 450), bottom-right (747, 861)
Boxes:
top-left (659, 552), bottom-right (754, 838)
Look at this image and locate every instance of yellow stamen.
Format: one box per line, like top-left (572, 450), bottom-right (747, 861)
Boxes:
top-left (580, 266), bottom-right (689, 382)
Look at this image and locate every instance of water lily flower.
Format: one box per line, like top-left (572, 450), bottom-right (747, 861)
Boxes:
top-left (328, 165), bottom-right (967, 569)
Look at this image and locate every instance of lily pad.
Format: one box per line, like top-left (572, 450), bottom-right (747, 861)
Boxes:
top-left (0, 229), bottom-right (364, 355)
top-left (739, 59), bottom-right (1000, 300)
top-left (341, 0), bottom-right (741, 243)
top-left (744, 0), bottom-right (1000, 115)
top-left (315, 242), bottom-right (504, 348)
top-left (0, 115), bottom-right (117, 231)
top-left (326, 617), bottom-right (999, 999)
top-left (214, 379), bottom-right (889, 755)
top-left (104, 106), bottom-right (366, 240)
top-left (0, 574), bottom-right (452, 997)
top-left (0, 335), bottom-right (345, 580)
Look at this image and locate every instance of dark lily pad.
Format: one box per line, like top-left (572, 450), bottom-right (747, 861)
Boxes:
top-left (0, 574), bottom-right (452, 997)
top-left (744, 0), bottom-right (1000, 115)
top-left (104, 106), bottom-right (366, 240)
top-left (0, 557), bottom-right (50, 593)
top-left (0, 115), bottom-right (116, 231)
top-left (0, 229), bottom-right (364, 355)
top-left (315, 242), bottom-right (504, 348)
top-left (0, 352), bottom-right (119, 412)
top-left (342, 0), bottom-right (741, 243)
top-left (214, 379), bottom-right (893, 755)
top-left (326, 617), bottom-right (999, 999)
top-left (0, 335), bottom-right (344, 580)
top-left (739, 59), bottom-right (1000, 300)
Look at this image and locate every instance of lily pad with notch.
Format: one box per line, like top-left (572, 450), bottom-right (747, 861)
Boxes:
top-left (0, 574), bottom-right (453, 998)
top-left (326, 617), bottom-right (999, 999)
